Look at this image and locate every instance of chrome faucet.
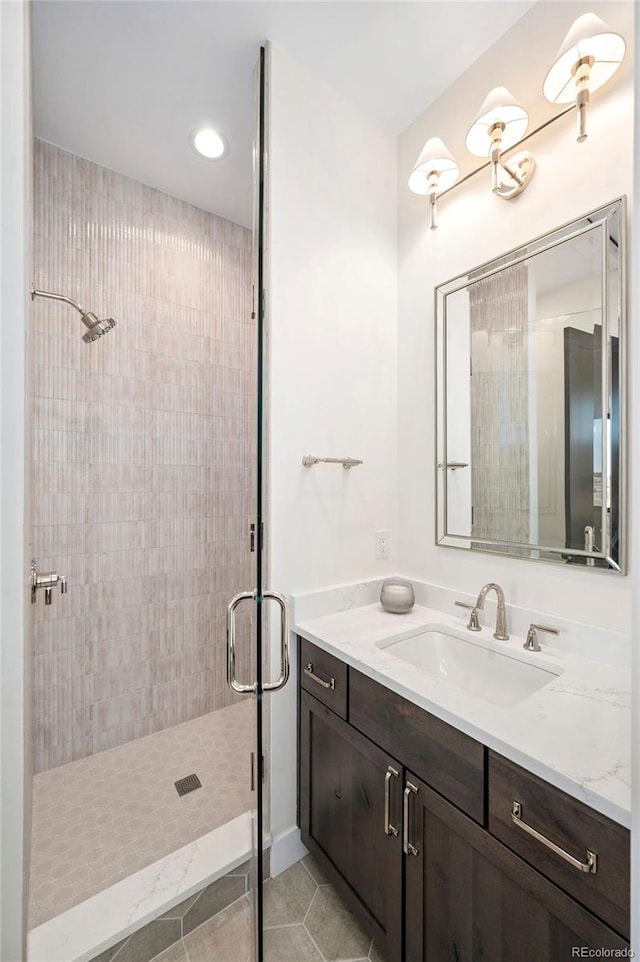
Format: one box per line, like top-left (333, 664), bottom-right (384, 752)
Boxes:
top-left (474, 583), bottom-right (509, 641)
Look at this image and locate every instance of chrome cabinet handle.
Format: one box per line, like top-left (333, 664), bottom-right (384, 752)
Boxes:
top-left (384, 766), bottom-right (400, 837)
top-left (511, 801), bottom-right (597, 875)
top-left (227, 591), bottom-right (258, 694)
top-left (303, 664), bottom-right (335, 690)
top-left (403, 781), bottom-right (419, 856)
top-left (262, 590), bottom-right (290, 692)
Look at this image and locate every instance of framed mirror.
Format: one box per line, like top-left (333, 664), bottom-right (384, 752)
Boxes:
top-left (435, 198), bottom-right (625, 571)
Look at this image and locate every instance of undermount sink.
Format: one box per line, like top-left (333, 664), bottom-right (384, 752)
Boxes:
top-left (376, 627), bottom-right (561, 708)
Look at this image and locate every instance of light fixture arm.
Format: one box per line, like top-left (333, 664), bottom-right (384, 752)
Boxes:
top-left (489, 123), bottom-right (505, 193)
top-left (499, 159), bottom-right (525, 186)
top-left (486, 123), bottom-right (533, 200)
top-left (427, 170), bottom-right (440, 230)
top-left (492, 151), bottom-right (536, 201)
top-left (574, 55), bottom-right (594, 142)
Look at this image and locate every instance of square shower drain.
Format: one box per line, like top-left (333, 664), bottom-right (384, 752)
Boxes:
top-left (175, 773), bottom-right (202, 797)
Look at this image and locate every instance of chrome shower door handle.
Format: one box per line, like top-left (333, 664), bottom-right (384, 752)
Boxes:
top-left (262, 590), bottom-right (290, 692)
top-left (226, 590), bottom-right (290, 694)
top-left (227, 590), bottom-right (258, 694)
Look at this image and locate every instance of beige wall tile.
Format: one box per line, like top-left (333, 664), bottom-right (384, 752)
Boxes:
top-left (33, 141), bottom-right (255, 772)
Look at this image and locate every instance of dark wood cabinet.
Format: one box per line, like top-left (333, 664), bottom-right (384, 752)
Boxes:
top-left (405, 772), bottom-right (628, 962)
top-left (488, 752), bottom-right (630, 937)
top-left (350, 669), bottom-right (485, 823)
top-left (300, 689), bottom-right (403, 962)
top-left (297, 637), bottom-right (630, 962)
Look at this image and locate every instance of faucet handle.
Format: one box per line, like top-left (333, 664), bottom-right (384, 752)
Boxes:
top-left (31, 561), bottom-right (68, 606)
top-left (523, 623), bottom-right (559, 652)
top-left (454, 601), bottom-right (481, 632)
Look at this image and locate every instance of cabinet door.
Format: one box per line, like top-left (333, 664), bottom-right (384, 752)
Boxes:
top-left (404, 773), bottom-right (629, 962)
top-left (300, 690), bottom-right (403, 961)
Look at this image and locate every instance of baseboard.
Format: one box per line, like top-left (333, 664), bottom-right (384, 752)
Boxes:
top-left (269, 826), bottom-right (308, 877)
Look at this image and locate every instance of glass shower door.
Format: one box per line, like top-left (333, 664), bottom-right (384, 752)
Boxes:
top-left (226, 44), bottom-right (290, 962)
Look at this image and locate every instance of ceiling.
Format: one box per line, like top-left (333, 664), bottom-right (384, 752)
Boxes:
top-left (32, 0), bottom-right (535, 227)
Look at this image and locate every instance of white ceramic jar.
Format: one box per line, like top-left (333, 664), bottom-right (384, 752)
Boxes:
top-left (380, 578), bottom-right (415, 614)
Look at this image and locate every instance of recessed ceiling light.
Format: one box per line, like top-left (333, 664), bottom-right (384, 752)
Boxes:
top-left (190, 126), bottom-right (228, 160)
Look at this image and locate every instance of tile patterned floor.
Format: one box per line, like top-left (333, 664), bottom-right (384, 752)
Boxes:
top-left (89, 862), bottom-right (254, 962)
top-left (29, 700), bottom-right (255, 927)
top-left (149, 856), bottom-right (386, 962)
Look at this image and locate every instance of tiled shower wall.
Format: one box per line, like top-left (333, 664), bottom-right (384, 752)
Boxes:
top-left (469, 264), bottom-right (530, 549)
top-left (32, 140), bottom-right (256, 773)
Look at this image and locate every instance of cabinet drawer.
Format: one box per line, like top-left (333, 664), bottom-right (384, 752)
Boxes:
top-left (488, 752), bottom-right (630, 938)
top-left (300, 638), bottom-right (348, 718)
top-left (349, 669), bottom-right (485, 823)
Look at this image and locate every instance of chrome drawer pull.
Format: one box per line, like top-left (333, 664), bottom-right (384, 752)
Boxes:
top-left (403, 781), bottom-right (419, 856)
top-left (304, 664), bottom-right (335, 690)
top-left (384, 766), bottom-right (400, 837)
top-left (511, 801), bottom-right (598, 875)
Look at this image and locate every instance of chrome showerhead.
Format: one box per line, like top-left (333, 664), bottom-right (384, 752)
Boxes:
top-left (30, 287), bottom-right (117, 344)
top-left (80, 312), bottom-right (117, 343)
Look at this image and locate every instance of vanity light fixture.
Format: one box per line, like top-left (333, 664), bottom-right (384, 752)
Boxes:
top-left (190, 126), bottom-right (228, 160)
top-left (409, 15), bottom-right (626, 228)
top-left (408, 137), bottom-right (459, 230)
top-left (465, 86), bottom-right (535, 200)
top-left (543, 13), bottom-right (626, 143)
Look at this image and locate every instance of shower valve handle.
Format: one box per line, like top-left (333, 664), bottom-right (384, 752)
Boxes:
top-left (31, 562), bottom-right (68, 605)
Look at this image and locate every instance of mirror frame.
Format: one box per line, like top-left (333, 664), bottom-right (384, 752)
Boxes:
top-left (435, 197), bottom-right (626, 572)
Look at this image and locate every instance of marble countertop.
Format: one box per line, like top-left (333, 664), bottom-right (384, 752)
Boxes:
top-left (294, 602), bottom-right (631, 828)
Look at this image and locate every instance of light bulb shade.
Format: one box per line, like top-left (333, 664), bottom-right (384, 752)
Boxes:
top-left (465, 86), bottom-right (529, 157)
top-left (408, 136), bottom-right (459, 195)
top-left (543, 14), bottom-right (626, 103)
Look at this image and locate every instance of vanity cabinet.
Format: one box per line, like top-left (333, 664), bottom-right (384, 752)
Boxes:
top-left (300, 690), bottom-right (403, 960)
top-left (404, 774), bottom-right (629, 961)
top-left (298, 637), bottom-right (630, 962)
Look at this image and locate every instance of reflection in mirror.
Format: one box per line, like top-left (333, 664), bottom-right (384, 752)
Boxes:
top-left (436, 199), bottom-right (624, 571)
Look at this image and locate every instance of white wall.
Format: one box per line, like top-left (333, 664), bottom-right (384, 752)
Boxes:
top-left (0, 0), bottom-right (31, 957)
top-left (397, 1), bottom-right (634, 634)
top-left (267, 43), bottom-right (397, 847)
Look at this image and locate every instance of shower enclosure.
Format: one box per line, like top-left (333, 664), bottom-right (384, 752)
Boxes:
top-left (27, 41), bottom-right (281, 962)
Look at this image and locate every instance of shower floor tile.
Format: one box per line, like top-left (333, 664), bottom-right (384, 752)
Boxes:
top-left (29, 699), bottom-right (255, 928)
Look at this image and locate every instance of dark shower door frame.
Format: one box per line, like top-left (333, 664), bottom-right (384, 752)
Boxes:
top-left (227, 44), bottom-right (289, 962)
top-left (254, 42), bottom-right (268, 962)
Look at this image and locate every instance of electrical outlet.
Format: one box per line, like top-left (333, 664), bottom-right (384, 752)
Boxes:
top-left (376, 529), bottom-right (390, 559)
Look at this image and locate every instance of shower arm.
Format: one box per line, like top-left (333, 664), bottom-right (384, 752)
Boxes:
top-left (30, 285), bottom-right (116, 343)
top-left (31, 287), bottom-right (87, 316)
